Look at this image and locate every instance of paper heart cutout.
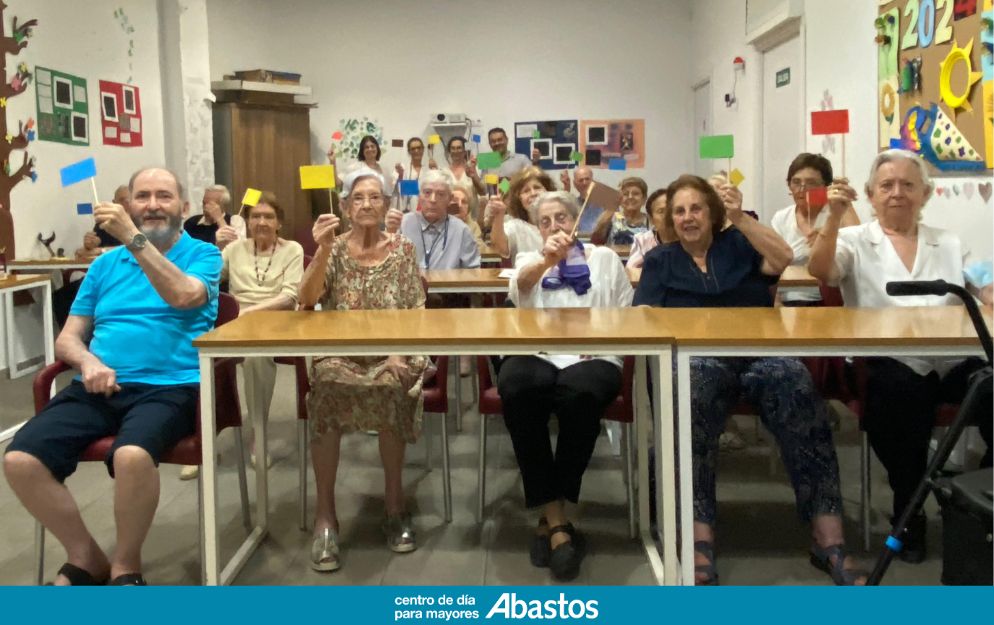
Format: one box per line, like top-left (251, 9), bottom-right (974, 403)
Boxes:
top-left (963, 182), bottom-right (974, 200)
top-left (953, 185), bottom-right (960, 196)
top-left (936, 186), bottom-right (945, 196)
top-left (980, 182), bottom-right (992, 203)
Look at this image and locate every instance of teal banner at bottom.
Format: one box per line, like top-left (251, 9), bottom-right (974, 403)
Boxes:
top-left (1, 586), bottom-right (991, 623)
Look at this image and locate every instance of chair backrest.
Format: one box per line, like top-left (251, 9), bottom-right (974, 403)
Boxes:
top-left (217, 291), bottom-right (239, 327)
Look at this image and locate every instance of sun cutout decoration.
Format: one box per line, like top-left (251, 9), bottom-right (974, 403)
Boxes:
top-left (938, 38), bottom-right (983, 119)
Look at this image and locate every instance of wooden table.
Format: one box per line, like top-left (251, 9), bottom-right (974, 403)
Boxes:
top-left (662, 305), bottom-right (990, 585)
top-left (193, 307), bottom-right (674, 586)
top-left (0, 275), bottom-right (55, 439)
top-left (8, 258), bottom-right (92, 273)
top-left (424, 268), bottom-right (511, 294)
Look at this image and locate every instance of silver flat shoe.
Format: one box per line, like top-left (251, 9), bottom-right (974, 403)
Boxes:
top-left (310, 527), bottom-right (341, 572)
top-left (382, 512), bottom-right (417, 553)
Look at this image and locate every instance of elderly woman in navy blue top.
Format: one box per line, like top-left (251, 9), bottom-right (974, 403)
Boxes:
top-left (634, 174), bottom-right (863, 585)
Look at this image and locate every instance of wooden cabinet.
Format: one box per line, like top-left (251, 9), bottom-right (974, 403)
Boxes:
top-left (212, 102), bottom-right (313, 247)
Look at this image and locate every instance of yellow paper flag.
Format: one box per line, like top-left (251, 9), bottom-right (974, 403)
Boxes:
top-left (728, 168), bottom-right (745, 187)
top-left (299, 165), bottom-right (336, 189)
top-left (241, 188), bottom-right (262, 207)
top-left (484, 173), bottom-right (499, 185)
top-left (428, 134), bottom-right (442, 145)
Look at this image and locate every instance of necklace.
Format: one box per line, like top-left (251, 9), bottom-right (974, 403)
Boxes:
top-left (253, 239), bottom-right (279, 286)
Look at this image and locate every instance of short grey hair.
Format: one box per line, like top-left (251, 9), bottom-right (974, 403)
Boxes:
top-left (342, 166), bottom-right (385, 198)
top-left (128, 167), bottom-right (186, 200)
top-left (865, 148), bottom-right (933, 199)
top-left (865, 149), bottom-right (933, 222)
top-left (420, 168), bottom-right (454, 191)
top-left (204, 184), bottom-right (231, 211)
top-left (528, 190), bottom-right (580, 225)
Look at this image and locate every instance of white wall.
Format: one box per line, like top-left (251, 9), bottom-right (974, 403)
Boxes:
top-left (692, 0), bottom-right (993, 260)
top-left (1, 0), bottom-right (168, 370)
top-left (205, 0), bottom-right (694, 190)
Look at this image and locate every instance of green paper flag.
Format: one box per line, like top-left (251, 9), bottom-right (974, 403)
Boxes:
top-left (569, 150), bottom-right (583, 163)
top-left (498, 179), bottom-right (511, 194)
top-left (531, 130), bottom-right (541, 139)
top-left (477, 151), bottom-right (502, 170)
top-left (699, 135), bottom-right (734, 159)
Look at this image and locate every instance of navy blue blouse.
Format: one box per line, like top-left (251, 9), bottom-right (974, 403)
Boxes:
top-left (632, 227), bottom-right (779, 308)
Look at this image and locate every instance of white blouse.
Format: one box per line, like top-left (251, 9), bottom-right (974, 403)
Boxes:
top-left (505, 217), bottom-right (543, 267)
top-left (510, 245), bottom-right (634, 369)
top-left (831, 220), bottom-right (968, 376)
top-left (771, 204), bottom-right (829, 302)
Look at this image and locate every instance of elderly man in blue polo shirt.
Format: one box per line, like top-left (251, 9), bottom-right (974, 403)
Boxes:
top-left (3, 167), bottom-right (221, 586)
top-left (393, 169), bottom-right (481, 270)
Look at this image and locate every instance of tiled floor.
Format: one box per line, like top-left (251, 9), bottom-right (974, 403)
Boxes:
top-left (0, 366), bottom-right (953, 585)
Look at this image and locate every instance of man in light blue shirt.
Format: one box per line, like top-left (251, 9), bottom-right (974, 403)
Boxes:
top-left (394, 169), bottom-right (480, 270)
top-left (4, 167), bottom-right (221, 586)
top-left (485, 127), bottom-right (538, 180)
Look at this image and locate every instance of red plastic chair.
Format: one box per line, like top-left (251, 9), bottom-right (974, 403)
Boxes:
top-left (32, 292), bottom-right (249, 585)
top-left (475, 355), bottom-right (637, 538)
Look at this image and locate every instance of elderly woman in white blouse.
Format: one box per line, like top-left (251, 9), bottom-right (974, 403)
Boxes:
top-left (808, 148), bottom-right (990, 564)
top-left (181, 192), bottom-right (304, 479)
top-left (499, 191), bottom-right (633, 582)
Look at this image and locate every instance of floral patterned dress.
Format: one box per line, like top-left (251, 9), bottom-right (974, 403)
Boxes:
top-left (306, 235), bottom-right (427, 443)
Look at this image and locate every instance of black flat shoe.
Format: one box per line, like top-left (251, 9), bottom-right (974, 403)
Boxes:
top-left (895, 514), bottom-right (927, 564)
top-left (548, 524), bottom-right (586, 582)
top-left (45, 563), bottom-right (107, 586)
top-left (530, 518), bottom-right (550, 567)
top-left (109, 572), bottom-right (147, 586)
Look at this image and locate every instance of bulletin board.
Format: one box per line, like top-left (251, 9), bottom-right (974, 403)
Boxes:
top-left (99, 80), bottom-right (143, 147)
top-left (578, 119), bottom-right (645, 169)
top-left (34, 66), bottom-right (89, 146)
top-left (877, 0), bottom-right (992, 172)
top-left (513, 120), bottom-right (578, 170)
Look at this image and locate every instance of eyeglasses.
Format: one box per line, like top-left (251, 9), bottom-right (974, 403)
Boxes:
top-left (538, 212), bottom-right (572, 229)
top-left (248, 212), bottom-right (278, 221)
top-left (789, 178), bottom-right (825, 191)
top-left (352, 195), bottom-right (384, 207)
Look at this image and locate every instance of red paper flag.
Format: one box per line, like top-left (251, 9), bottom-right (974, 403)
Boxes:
top-left (332, 131), bottom-right (343, 141)
top-left (806, 187), bottom-right (828, 208)
top-left (811, 110), bottom-right (849, 135)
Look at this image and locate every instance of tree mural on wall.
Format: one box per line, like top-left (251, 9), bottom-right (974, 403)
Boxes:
top-left (0, 1), bottom-right (37, 261)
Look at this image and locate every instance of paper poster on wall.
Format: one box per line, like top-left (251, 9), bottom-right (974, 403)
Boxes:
top-left (35, 66), bottom-right (88, 146)
top-left (513, 120), bottom-right (578, 170)
top-left (579, 119), bottom-right (645, 169)
top-left (99, 80), bottom-right (143, 147)
top-left (878, 0), bottom-right (990, 170)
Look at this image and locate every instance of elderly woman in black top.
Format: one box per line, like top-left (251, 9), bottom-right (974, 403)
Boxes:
top-left (634, 174), bottom-right (862, 585)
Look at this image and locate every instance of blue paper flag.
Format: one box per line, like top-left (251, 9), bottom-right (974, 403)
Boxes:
top-left (60, 157), bottom-right (97, 187)
top-left (399, 179), bottom-right (420, 197)
top-left (471, 134), bottom-right (482, 143)
top-left (608, 158), bottom-right (627, 171)
top-left (889, 138), bottom-right (904, 149)
top-left (76, 202), bottom-right (93, 215)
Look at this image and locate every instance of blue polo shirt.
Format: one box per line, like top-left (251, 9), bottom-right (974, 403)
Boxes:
top-left (70, 231), bottom-right (221, 385)
top-left (633, 227), bottom-right (779, 308)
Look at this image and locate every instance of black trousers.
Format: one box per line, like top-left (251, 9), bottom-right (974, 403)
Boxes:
top-left (497, 356), bottom-right (622, 508)
top-left (863, 357), bottom-right (991, 518)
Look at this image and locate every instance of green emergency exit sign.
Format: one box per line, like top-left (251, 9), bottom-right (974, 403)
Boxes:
top-left (776, 67), bottom-right (790, 88)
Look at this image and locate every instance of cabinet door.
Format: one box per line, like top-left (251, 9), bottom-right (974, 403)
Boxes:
top-left (229, 104), bottom-right (312, 244)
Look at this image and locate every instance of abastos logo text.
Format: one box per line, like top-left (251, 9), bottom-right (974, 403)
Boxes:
top-left (485, 593), bottom-right (599, 620)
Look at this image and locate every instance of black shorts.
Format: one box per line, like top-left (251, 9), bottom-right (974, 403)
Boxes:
top-left (5, 380), bottom-right (198, 482)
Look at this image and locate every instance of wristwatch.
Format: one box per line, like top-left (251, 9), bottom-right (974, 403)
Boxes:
top-left (127, 232), bottom-right (148, 252)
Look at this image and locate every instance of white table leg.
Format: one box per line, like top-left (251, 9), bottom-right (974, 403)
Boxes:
top-left (253, 376), bottom-right (269, 534)
top-left (635, 355), bottom-right (665, 584)
top-left (676, 352), bottom-right (695, 585)
top-left (42, 282), bottom-right (54, 367)
top-left (199, 355), bottom-right (220, 585)
top-left (654, 350), bottom-right (679, 585)
top-left (3, 289), bottom-right (15, 378)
